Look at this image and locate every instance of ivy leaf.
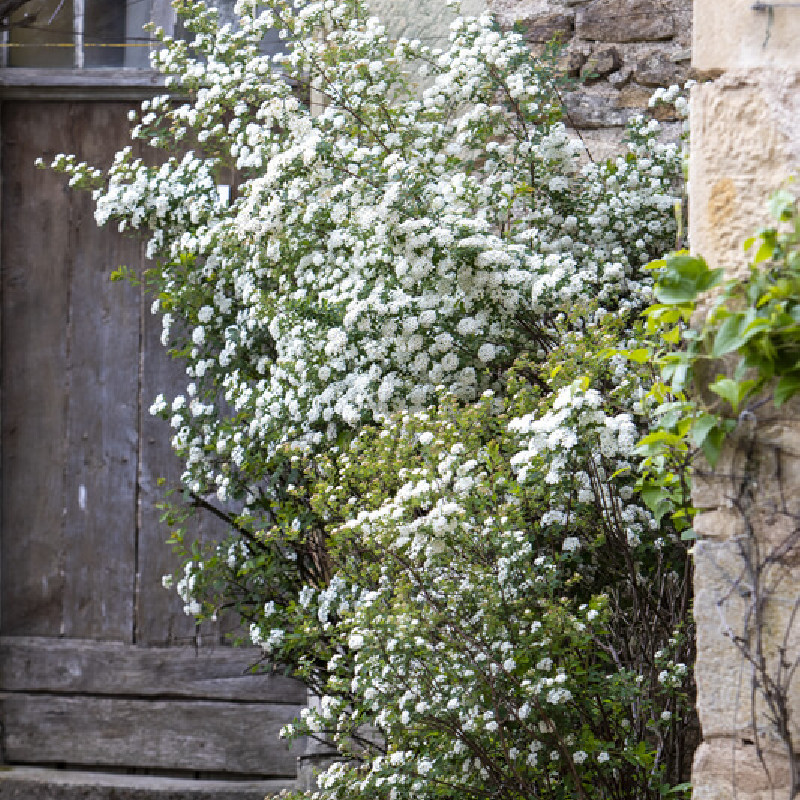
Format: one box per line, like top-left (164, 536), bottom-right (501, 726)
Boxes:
top-left (774, 373), bottom-right (800, 406)
top-left (701, 424), bottom-right (729, 467)
top-left (710, 310), bottom-right (762, 358)
top-left (709, 376), bottom-right (757, 412)
top-left (768, 188), bottom-right (796, 222)
top-left (626, 348), bottom-right (652, 363)
top-left (653, 253), bottom-right (723, 305)
top-left (689, 414), bottom-right (718, 448)
top-left (753, 238), bottom-right (775, 265)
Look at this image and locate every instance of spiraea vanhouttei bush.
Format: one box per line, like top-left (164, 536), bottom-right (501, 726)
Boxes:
top-left (51, 2), bottom-right (695, 797)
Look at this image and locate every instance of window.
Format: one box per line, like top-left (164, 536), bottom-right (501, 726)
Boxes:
top-left (5, 0), bottom-right (176, 68)
top-left (2, 0), bottom-right (286, 70)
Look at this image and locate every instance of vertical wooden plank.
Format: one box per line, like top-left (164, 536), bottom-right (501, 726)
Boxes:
top-left (1, 100), bottom-right (241, 645)
top-left (60, 103), bottom-right (140, 641)
top-left (1, 101), bottom-right (70, 635)
top-left (136, 300), bottom-right (213, 645)
top-left (135, 245), bottom-right (240, 645)
top-left (1, 102), bottom-right (142, 640)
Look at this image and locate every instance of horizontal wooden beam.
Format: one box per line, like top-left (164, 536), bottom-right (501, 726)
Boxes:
top-left (0, 767), bottom-right (297, 800)
top-left (0, 68), bottom-right (168, 100)
top-left (1, 694), bottom-right (303, 775)
top-left (0, 637), bottom-right (307, 703)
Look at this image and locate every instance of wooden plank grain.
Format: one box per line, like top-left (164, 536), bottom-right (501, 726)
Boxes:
top-left (1, 102), bottom-right (71, 635)
top-left (136, 298), bottom-right (241, 646)
top-left (136, 298), bottom-right (211, 646)
top-left (0, 637), bottom-right (307, 703)
top-left (61, 103), bottom-right (142, 641)
top-left (0, 693), bottom-right (303, 776)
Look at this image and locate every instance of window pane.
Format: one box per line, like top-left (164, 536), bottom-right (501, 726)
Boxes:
top-left (174, 1), bottom-right (286, 60)
top-left (9, 0), bottom-right (75, 68)
top-left (84, 0), bottom-right (126, 67)
top-left (122, 0), bottom-right (154, 68)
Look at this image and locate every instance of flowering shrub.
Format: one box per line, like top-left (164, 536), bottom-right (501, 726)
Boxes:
top-left (51, 1), bottom-right (696, 797)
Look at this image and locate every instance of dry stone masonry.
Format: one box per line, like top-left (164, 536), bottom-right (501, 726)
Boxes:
top-left (690, 2), bottom-right (800, 799)
top-left (487, 0), bottom-right (692, 158)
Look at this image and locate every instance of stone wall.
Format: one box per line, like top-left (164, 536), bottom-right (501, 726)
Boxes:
top-left (690, 2), bottom-right (800, 800)
top-left (487, 0), bottom-right (692, 158)
top-left (369, 0), bottom-right (484, 41)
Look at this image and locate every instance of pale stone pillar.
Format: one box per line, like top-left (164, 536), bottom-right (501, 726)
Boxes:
top-left (690, 2), bottom-right (800, 799)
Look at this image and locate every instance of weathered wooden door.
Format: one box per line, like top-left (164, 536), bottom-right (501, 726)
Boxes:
top-left (0, 101), bottom-right (304, 789)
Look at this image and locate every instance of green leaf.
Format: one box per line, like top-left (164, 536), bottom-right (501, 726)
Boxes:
top-left (701, 424), bottom-right (728, 467)
top-left (710, 310), bottom-right (759, 358)
top-left (637, 430), bottom-right (685, 449)
top-left (754, 238), bottom-right (775, 265)
top-left (662, 782), bottom-right (693, 798)
top-left (768, 188), bottom-right (796, 222)
top-left (623, 348), bottom-right (651, 363)
top-left (689, 414), bottom-right (718, 448)
top-left (639, 487), bottom-right (673, 524)
top-left (653, 253), bottom-right (724, 305)
top-left (662, 326), bottom-right (681, 345)
top-left (709, 376), bottom-right (757, 412)
top-left (774, 373), bottom-right (800, 406)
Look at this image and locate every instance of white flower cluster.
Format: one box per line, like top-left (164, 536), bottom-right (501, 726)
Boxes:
top-left (52, 1), bottom-right (692, 797)
top-left (54, 0), bottom-right (681, 516)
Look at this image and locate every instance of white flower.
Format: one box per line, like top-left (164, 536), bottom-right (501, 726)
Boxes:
top-left (477, 342), bottom-right (496, 362)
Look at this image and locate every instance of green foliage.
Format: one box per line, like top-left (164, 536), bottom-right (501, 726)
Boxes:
top-left (634, 188), bottom-right (800, 535)
top-left (50, 1), bottom-right (699, 796)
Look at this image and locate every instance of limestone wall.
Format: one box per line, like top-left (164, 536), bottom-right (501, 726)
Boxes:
top-left (690, 2), bottom-right (800, 799)
top-left (487, 0), bottom-right (692, 157)
top-left (369, 0), bottom-right (485, 41)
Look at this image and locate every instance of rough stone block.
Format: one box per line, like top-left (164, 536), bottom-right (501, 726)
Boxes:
top-left (523, 12), bottom-right (575, 42)
top-left (580, 46), bottom-right (622, 81)
top-left (576, 0), bottom-right (675, 42)
top-left (694, 538), bottom-right (800, 742)
top-left (691, 442), bottom-right (748, 512)
top-left (562, 48), bottom-right (588, 78)
top-left (488, 0), bottom-right (553, 28)
top-left (616, 83), bottom-right (653, 108)
top-left (563, 91), bottom-right (631, 128)
top-left (693, 423), bottom-right (800, 522)
top-left (693, 740), bottom-right (792, 800)
top-left (569, 126), bottom-right (627, 161)
top-left (689, 72), bottom-right (800, 276)
top-left (694, 0), bottom-right (800, 73)
top-left (608, 64), bottom-right (633, 87)
top-left (693, 508), bottom-right (746, 541)
top-left (634, 52), bottom-right (683, 87)
top-left (369, 0), bottom-right (484, 41)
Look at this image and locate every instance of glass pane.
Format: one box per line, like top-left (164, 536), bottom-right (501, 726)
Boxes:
top-left (84, 0), bottom-right (126, 67)
top-left (175, 1), bottom-right (285, 59)
top-left (123, 0), bottom-right (153, 68)
top-left (9, 0), bottom-right (75, 68)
